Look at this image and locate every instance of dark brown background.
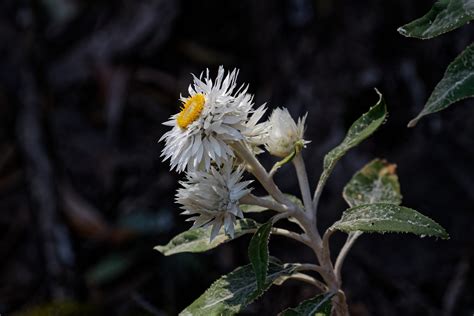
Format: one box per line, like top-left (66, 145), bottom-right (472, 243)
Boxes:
top-left (0, 0), bottom-right (473, 315)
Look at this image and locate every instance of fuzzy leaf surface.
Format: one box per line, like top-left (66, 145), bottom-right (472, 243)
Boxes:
top-left (248, 221), bottom-right (273, 291)
top-left (279, 293), bottom-right (334, 316)
top-left (155, 219), bottom-right (258, 256)
top-left (343, 159), bottom-right (402, 207)
top-left (180, 262), bottom-right (299, 316)
top-left (408, 43), bottom-right (474, 126)
top-left (398, 0), bottom-right (474, 39)
top-left (331, 203), bottom-right (449, 239)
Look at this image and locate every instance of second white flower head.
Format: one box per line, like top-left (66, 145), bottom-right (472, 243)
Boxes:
top-left (176, 163), bottom-right (252, 241)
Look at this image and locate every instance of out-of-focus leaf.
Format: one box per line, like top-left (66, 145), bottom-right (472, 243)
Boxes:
top-left (180, 262), bottom-right (299, 316)
top-left (86, 252), bottom-right (136, 285)
top-left (117, 209), bottom-right (173, 234)
top-left (155, 219), bottom-right (258, 256)
top-left (279, 293), bottom-right (334, 316)
top-left (398, 0), bottom-right (474, 39)
top-left (408, 43), bottom-right (474, 127)
top-left (14, 300), bottom-right (98, 316)
top-left (316, 90), bottom-right (387, 196)
top-left (331, 203), bottom-right (449, 239)
top-left (248, 221), bottom-right (273, 291)
top-left (343, 159), bottom-right (402, 207)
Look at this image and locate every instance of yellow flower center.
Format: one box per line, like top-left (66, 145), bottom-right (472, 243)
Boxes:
top-left (177, 93), bottom-right (205, 129)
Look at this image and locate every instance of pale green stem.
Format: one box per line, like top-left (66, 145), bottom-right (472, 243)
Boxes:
top-left (292, 153), bottom-right (314, 214)
top-left (287, 273), bottom-right (328, 291)
top-left (312, 174), bottom-right (326, 222)
top-left (293, 263), bottom-right (326, 275)
top-left (232, 142), bottom-right (292, 208)
top-left (240, 193), bottom-right (289, 213)
top-left (272, 228), bottom-right (310, 245)
top-left (334, 231), bottom-right (362, 282)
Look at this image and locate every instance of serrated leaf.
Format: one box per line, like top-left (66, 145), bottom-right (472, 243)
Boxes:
top-left (155, 219), bottom-right (258, 256)
top-left (248, 221), bottom-right (273, 291)
top-left (180, 262), bottom-right (299, 316)
top-left (331, 203), bottom-right (449, 239)
top-left (343, 159), bottom-right (402, 207)
top-left (240, 194), bottom-right (304, 213)
top-left (317, 90), bottom-right (387, 194)
top-left (279, 293), bottom-right (334, 316)
top-left (408, 43), bottom-right (474, 127)
top-left (398, 0), bottom-right (474, 39)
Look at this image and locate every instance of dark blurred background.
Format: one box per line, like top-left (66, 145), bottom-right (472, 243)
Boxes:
top-left (0, 0), bottom-right (473, 315)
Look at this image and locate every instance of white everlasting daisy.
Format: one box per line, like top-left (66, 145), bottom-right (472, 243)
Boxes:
top-left (160, 66), bottom-right (265, 172)
top-left (265, 107), bottom-right (309, 158)
top-left (242, 104), bottom-right (270, 154)
top-left (176, 163), bottom-right (253, 241)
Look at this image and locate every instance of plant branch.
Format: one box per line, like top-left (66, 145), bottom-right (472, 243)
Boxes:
top-left (232, 142), bottom-right (292, 208)
top-left (272, 228), bottom-right (310, 245)
top-left (240, 193), bottom-right (288, 213)
top-left (294, 263), bottom-right (326, 275)
top-left (334, 231), bottom-right (362, 282)
top-left (292, 153), bottom-right (314, 213)
top-left (286, 273), bottom-right (328, 291)
top-left (312, 171), bottom-right (328, 221)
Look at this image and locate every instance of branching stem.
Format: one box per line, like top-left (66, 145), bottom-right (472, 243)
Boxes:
top-left (234, 142), bottom-right (349, 315)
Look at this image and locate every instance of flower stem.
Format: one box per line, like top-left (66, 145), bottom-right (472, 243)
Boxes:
top-left (232, 142), bottom-right (294, 209)
top-left (240, 193), bottom-right (289, 213)
top-left (292, 153), bottom-right (314, 214)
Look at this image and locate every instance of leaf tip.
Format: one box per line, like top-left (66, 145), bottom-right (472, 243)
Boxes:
top-left (407, 117), bottom-right (419, 128)
top-left (153, 245), bottom-right (166, 255)
top-left (397, 26), bottom-right (408, 37)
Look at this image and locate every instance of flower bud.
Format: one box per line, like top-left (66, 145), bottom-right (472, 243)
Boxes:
top-left (265, 108), bottom-right (308, 157)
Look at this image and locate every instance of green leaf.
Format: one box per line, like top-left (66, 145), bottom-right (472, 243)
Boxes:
top-left (279, 293), bottom-right (334, 316)
top-left (331, 203), bottom-right (449, 239)
top-left (317, 90), bottom-right (387, 194)
top-left (180, 262), bottom-right (299, 316)
top-left (155, 219), bottom-right (258, 256)
top-left (343, 159), bottom-right (402, 207)
top-left (248, 221), bottom-right (273, 291)
top-left (408, 43), bottom-right (474, 127)
top-left (398, 0), bottom-right (474, 39)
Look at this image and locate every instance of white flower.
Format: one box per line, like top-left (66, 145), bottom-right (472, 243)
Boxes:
top-left (242, 104), bottom-right (270, 154)
top-left (265, 107), bottom-right (309, 157)
top-left (160, 66), bottom-right (264, 173)
top-left (176, 163), bottom-right (252, 241)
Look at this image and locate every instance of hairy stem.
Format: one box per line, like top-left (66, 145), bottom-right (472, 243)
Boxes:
top-left (235, 142), bottom-right (349, 315)
top-left (334, 232), bottom-right (362, 282)
top-left (294, 263), bottom-right (326, 275)
top-left (272, 228), bottom-right (310, 245)
top-left (312, 174), bottom-right (326, 220)
top-left (288, 273), bottom-right (328, 291)
top-left (293, 153), bottom-right (314, 213)
top-left (232, 142), bottom-right (293, 208)
top-left (240, 193), bottom-right (289, 213)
